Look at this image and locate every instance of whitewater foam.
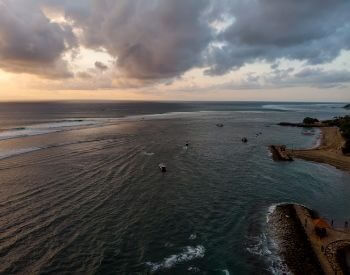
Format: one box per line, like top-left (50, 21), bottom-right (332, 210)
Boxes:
top-left (0, 147), bottom-right (42, 160)
top-left (246, 204), bottom-right (294, 275)
top-left (0, 119), bottom-right (100, 141)
top-left (146, 245), bottom-right (205, 272)
top-left (266, 204), bottom-right (277, 224)
top-left (310, 128), bottom-right (322, 149)
top-left (246, 233), bottom-right (272, 257)
top-left (265, 204), bottom-right (293, 275)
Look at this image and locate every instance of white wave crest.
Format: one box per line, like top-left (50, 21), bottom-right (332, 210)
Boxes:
top-left (0, 119), bottom-right (100, 141)
top-left (0, 147), bottom-right (42, 160)
top-left (246, 233), bottom-right (272, 257)
top-left (266, 204), bottom-right (277, 224)
top-left (146, 245), bottom-right (205, 272)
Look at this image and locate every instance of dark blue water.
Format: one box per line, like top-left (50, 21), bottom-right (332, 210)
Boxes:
top-left (0, 102), bottom-right (349, 274)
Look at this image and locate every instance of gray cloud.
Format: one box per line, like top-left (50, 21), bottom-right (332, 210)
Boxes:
top-left (217, 68), bottom-right (350, 91)
top-left (64, 0), bottom-right (214, 80)
top-left (292, 68), bottom-right (350, 88)
top-left (77, 71), bottom-right (92, 79)
top-left (94, 61), bottom-right (108, 71)
top-left (205, 0), bottom-right (350, 75)
top-left (0, 0), bottom-right (77, 78)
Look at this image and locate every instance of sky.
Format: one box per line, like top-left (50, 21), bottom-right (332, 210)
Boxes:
top-left (0, 0), bottom-right (350, 102)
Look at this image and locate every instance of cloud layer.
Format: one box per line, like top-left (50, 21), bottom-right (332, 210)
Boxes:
top-left (206, 0), bottom-right (350, 75)
top-left (0, 0), bottom-right (350, 88)
top-left (0, 0), bottom-right (77, 78)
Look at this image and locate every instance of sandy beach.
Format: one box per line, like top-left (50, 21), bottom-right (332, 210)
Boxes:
top-left (287, 127), bottom-right (350, 172)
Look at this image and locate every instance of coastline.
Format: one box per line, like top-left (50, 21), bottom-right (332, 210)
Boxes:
top-left (286, 127), bottom-right (350, 172)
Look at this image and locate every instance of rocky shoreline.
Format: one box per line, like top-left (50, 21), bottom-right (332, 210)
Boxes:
top-left (267, 204), bottom-right (324, 275)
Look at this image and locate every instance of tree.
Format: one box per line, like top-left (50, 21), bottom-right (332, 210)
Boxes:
top-left (303, 117), bottom-right (319, 124)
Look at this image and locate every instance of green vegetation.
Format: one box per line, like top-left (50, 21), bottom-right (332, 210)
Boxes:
top-left (303, 117), bottom-right (319, 124)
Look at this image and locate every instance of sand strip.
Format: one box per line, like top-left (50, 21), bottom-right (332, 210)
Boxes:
top-left (287, 127), bottom-right (350, 172)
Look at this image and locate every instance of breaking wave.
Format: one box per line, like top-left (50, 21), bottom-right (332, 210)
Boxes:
top-left (0, 119), bottom-right (100, 141)
top-left (146, 245), bottom-right (205, 272)
top-left (0, 147), bottom-right (42, 160)
top-left (246, 204), bottom-right (292, 275)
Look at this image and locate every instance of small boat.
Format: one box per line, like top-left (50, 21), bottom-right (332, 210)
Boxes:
top-left (159, 163), bottom-right (167, 172)
top-left (302, 130), bottom-right (315, 136)
top-left (216, 123), bottom-right (224, 127)
top-left (242, 137), bottom-right (248, 143)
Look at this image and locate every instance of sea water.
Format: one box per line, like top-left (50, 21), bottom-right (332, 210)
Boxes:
top-left (0, 101), bottom-right (349, 274)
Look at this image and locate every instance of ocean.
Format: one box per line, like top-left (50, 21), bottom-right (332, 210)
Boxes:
top-left (0, 101), bottom-right (349, 274)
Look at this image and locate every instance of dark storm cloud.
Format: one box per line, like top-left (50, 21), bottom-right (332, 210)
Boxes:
top-left (1, 0), bottom-right (350, 87)
top-left (0, 0), bottom-right (77, 78)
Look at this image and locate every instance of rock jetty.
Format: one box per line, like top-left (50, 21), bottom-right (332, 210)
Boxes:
top-left (268, 204), bottom-right (350, 275)
top-left (269, 145), bottom-right (293, 161)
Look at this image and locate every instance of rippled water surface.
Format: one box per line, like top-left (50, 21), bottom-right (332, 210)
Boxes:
top-left (0, 102), bottom-right (349, 274)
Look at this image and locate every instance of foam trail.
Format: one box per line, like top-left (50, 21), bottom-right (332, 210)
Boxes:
top-left (0, 119), bottom-right (100, 141)
top-left (146, 245), bottom-right (205, 272)
top-left (266, 204), bottom-right (277, 224)
top-left (0, 147), bottom-right (42, 160)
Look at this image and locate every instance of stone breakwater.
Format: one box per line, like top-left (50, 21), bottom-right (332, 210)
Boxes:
top-left (267, 204), bottom-right (324, 275)
top-left (268, 204), bottom-right (350, 274)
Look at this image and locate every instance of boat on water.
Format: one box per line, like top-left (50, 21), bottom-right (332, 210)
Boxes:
top-left (159, 163), bottom-right (167, 172)
top-left (302, 129), bottom-right (315, 136)
top-left (216, 123), bottom-right (224, 127)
